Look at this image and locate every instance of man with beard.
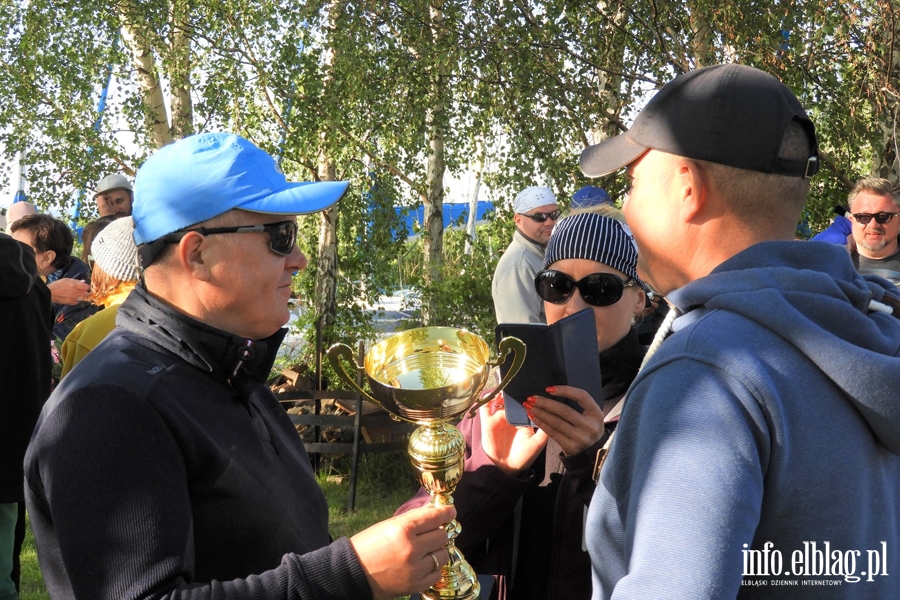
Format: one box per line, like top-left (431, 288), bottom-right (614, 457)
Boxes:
top-left (848, 178), bottom-right (900, 287)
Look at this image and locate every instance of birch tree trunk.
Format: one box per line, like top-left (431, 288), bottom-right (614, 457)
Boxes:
top-left (594, 2), bottom-right (627, 142)
top-left (422, 0), bottom-right (447, 322)
top-left (314, 1), bottom-right (341, 337)
top-left (871, 1), bottom-right (900, 182)
top-left (168, 0), bottom-right (193, 140)
top-left (464, 147), bottom-right (484, 256)
top-left (689, 3), bottom-right (716, 68)
top-left (119, 15), bottom-right (173, 148)
top-left (315, 157), bottom-right (340, 334)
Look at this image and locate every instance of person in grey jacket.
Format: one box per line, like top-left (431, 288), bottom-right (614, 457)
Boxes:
top-left (25, 133), bottom-right (454, 600)
top-left (580, 64), bottom-right (900, 598)
top-left (492, 186), bottom-right (559, 324)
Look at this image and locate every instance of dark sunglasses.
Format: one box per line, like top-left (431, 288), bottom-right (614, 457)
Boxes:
top-left (519, 209), bottom-right (562, 223)
top-left (851, 212), bottom-right (900, 225)
top-left (535, 269), bottom-right (637, 307)
top-left (138, 220), bottom-right (298, 268)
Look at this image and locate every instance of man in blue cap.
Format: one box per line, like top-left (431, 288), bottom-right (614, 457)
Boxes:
top-left (25, 133), bottom-right (454, 600)
top-left (570, 185), bottom-right (613, 211)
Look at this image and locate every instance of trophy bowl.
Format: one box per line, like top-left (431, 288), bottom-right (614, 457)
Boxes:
top-left (328, 326), bottom-right (525, 600)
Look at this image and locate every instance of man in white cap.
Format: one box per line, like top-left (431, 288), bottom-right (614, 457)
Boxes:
top-left (491, 186), bottom-right (560, 323)
top-left (93, 173), bottom-right (133, 218)
top-left (25, 133), bottom-right (455, 600)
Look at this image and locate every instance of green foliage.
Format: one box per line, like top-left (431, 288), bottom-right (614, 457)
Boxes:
top-left (411, 210), bottom-right (513, 340)
top-left (291, 170), bottom-right (412, 358)
top-left (6, 0), bottom-right (900, 347)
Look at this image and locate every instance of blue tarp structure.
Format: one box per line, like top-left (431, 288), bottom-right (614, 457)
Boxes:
top-left (397, 200), bottom-right (495, 239)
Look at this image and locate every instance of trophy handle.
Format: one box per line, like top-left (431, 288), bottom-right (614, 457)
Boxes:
top-left (466, 335), bottom-right (526, 418)
top-left (325, 343), bottom-right (381, 406)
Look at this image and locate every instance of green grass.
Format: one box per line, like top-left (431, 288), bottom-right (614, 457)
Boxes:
top-left (19, 513), bottom-right (49, 600)
top-left (21, 452), bottom-right (418, 599)
top-left (318, 452), bottom-right (420, 539)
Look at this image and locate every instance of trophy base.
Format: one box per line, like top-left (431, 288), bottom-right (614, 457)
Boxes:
top-left (420, 546), bottom-right (481, 600)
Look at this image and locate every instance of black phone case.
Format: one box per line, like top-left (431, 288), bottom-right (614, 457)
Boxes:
top-left (495, 308), bottom-right (602, 426)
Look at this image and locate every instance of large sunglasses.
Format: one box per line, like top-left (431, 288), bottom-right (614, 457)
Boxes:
top-left (535, 269), bottom-right (637, 307)
top-left (851, 212), bottom-right (900, 225)
top-left (519, 209), bottom-right (562, 223)
top-left (138, 220), bottom-right (298, 268)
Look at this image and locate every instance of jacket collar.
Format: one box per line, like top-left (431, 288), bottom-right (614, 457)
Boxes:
top-left (513, 229), bottom-right (547, 256)
top-left (117, 283), bottom-right (286, 387)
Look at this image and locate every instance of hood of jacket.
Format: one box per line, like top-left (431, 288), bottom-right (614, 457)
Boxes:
top-left (668, 241), bottom-right (900, 454)
top-left (116, 283), bottom-right (286, 389)
top-left (0, 233), bottom-right (40, 299)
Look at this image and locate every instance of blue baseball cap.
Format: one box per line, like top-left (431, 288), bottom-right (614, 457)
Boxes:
top-left (571, 185), bottom-right (612, 210)
top-left (132, 132), bottom-right (349, 246)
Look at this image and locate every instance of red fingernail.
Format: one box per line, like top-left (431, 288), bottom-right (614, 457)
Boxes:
top-left (545, 386), bottom-right (556, 394)
top-left (526, 412), bottom-right (535, 421)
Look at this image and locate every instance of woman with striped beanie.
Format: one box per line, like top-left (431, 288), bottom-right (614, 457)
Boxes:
top-left (398, 212), bottom-right (648, 600)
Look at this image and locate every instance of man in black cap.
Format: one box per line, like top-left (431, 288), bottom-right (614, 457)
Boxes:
top-left (581, 64), bottom-right (900, 598)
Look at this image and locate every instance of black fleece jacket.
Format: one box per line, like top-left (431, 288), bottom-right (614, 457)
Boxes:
top-left (25, 284), bottom-right (372, 600)
top-left (0, 234), bottom-right (50, 503)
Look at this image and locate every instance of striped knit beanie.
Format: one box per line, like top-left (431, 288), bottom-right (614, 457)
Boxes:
top-left (91, 216), bottom-right (139, 283)
top-left (543, 213), bottom-right (645, 289)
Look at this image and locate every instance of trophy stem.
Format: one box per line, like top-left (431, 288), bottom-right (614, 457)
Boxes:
top-left (408, 423), bottom-right (480, 600)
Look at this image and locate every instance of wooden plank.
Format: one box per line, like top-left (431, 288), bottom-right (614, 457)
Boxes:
top-left (303, 441), bottom-right (408, 454)
top-left (332, 398), bottom-right (385, 416)
top-left (288, 414), bottom-right (352, 427)
top-left (287, 413), bottom-right (408, 427)
top-left (275, 390), bottom-right (361, 402)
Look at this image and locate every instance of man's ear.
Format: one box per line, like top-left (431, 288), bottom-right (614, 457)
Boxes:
top-left (676, 159), bottom-right (709, 223)
top-left (43, 250), bottom-right (56, 270)
top-left (175, 231), bottom-right (213, 281)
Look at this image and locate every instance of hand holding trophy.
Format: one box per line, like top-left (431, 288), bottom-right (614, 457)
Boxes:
top-left (328, 326), bottom-right (525, 600)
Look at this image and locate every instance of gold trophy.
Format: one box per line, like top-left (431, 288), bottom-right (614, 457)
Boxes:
top-left (328, 326), bottom-right (525, 600)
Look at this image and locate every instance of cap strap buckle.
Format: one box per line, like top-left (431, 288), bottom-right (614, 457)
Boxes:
top-left (804, 156), bottom-right (819, 179)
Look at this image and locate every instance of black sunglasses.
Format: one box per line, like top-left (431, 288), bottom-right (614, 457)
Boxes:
top-left (138, 220), bottom-right (298, 268)
top-left (519, 209), bottom-right (562, 223)
top-left (851, 212), bottom-right (900, 225)
top-left (535, 269), bottom-right (636, 307)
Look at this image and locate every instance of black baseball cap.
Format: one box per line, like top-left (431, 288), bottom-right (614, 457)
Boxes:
top-left (580, 64), bottom-right (819, 179)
